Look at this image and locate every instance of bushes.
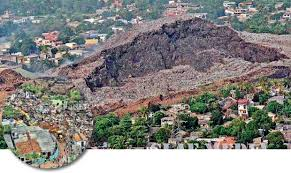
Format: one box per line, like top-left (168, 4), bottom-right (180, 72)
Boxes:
top-left (267, 101), bottom-right (283, 114)
top-left (152, 111), bottom-right (165, 126)
top-left (3, 105), bottom-right (21, 119)
top-left (21, 83), bottom-right (43, 95)
top-left (178, 113), bottom-right (199, 132)
top-left (154, 127), bottom-right (171, 144)
top-left (266, 131), bottom-right (287, 149)
top-left (190, 92), bottom-right (218, 114)
top-left (0, 126), bottom-right (7, 149)
top-left (68, 90), bottom-right (81, 102)
top-left (93, 114), bottom-right (149, 148)
top-left (190, 102), bottom-right (208, 114)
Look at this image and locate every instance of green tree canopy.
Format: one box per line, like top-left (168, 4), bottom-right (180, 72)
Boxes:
top-left (154, 127), bottom-right (171, 144)
top-left (266, 131), bottom-right (287, 149)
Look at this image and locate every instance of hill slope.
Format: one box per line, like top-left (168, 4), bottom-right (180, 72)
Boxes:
top-left (55, 16), bottom-right (289, 115)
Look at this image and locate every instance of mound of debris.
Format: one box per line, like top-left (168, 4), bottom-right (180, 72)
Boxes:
top-left (51, 16), bottom-right (291, 116)
top-left (0, 68), bottom-right (26, 91)
top-left (57, 16), bottom-right (287, 91)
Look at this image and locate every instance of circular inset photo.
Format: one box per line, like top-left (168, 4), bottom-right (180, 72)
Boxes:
top-left (1, 77), bottom-right (93, 169)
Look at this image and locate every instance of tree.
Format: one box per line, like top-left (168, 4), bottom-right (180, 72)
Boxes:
top-left (154, 127), bottom-right (171, 144)
top-left (108, 135), bottom-right (127, 149)
top-left (239, 121), bottom-right (259, 144)
top-left (220, 87), bottom-right (231, 98)
top-left (235, 89), bottom-right (244, 99)
top-left (252, 110), bottom-right (274, 131)
top-left (128, 125), bottom-right (148, 147)
top-left (0, 126), bottom-right (7, 149)
top-left (10, 33), bottom-right (37, 56)
top-left (228, 119), bottom-right (246, 137)
top-left (138, 107), bottom-right (149, 119)
top-left (211, 125), bottom-right (228, 138)
top-left (152, 111), bottom-right (165, 126)
top-left (189, 140), bottom-right (207, 149)
top-left (72, 36), bottom-right (85, 45)
top-left (248, 106), bottom-right (259, 117)
top-left (148, 104), bottom-right (161, 113)
top-left (197, 92), bottom-right (217, 104)
top-left (266, 131), bottom-right (287, 149)
top-left (282, 104), bottom-right (291, 117)
top-left (59, 26), bottom-right (75, 43)
top-left (119, 114), bottom-right (132, 130)
top-left (267, 101), bottom-right (283, 114)
top-left (93, 114), bottom-right (119, 144)
top-left (210, 110), bottom-right (224, 127)
top-left (178, 113), bottom-right (199, 131)
top-left (190, 102), bottom-right (207, 114)
top-left (51, 47), bottom-right (58, 59)
top-left (254, 92), bottom-right (270, 105)
top-left (231, 17), bottom-right (245, 31)
top-left (109, 125), bottom-right (124, 136)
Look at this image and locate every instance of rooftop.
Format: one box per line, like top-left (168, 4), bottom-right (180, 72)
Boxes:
top-left (12, 126), bottom-right (57, 154)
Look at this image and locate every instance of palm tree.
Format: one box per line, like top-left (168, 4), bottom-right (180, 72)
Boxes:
top-left (138, 106), bottom-right (149, 120)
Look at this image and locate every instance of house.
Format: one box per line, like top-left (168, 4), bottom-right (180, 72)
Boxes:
top-left (22, 54), bottom-right (39, 64)
top-left (84, 18), bottom-right (97, 24)
top-left (171, 104), bottom-right (190, 113)
top-left (282, 12), bottom-right (291, 20)
top-left (214, 137), bottom-right (236, 149)
top-left (225, 8), bottom-right (236, 16)
top-left (161, 117), bottom-right (175, 127)
top-left (220, 97), bottom-right (237, 117)
top-left (162, 143), bottom-right (170, 149)
top-left (237, 99), bottom-right (249, 119)
top-left (72, 133), bottom-right (87, 153)
top-left (248, 7), bottom-right (257, 13)
top-left (127, 3), bottom-right (137, 12)
top-left (85, 39), bottom-right (98, 47)
top-left (268, 96), bottom-right (285, 105)
top-left (69, 49), bottom-right (84, 57)
top-left (223, 1), bottom-right (236, 8)
top-left (237, 13), bottom-right (250, 22)
top-left (249, 137), bottom-right (268, 149)
top-left (65, 42), bottom-right (78, 49)
top-left (238, 1), bottom-right (255, 9)
top-left (268, 112), bottom-right (277, 122)
top-left (67, 21), bottom-right (81, 28)
top-left (4, 126), bottom-right (58, 163)
top-left (192, 13), bottom-right (208, 19)
top-left (42, 31), bottom-right (60, 42)
top-left (112, 26), bottom-right (124, 33)
top-left (13, 17), bottom-right (29, 24)
top-left (276, 124), bottom-right (291, 143)
top-left (1, 10), bottom-right (12, 19)
top-left (184, 131), bottom-right (204, 142)
top-left (275, 2), bottom-right (285, 10)
top-left (196, 113), bottom-right (212, 129)
top-left (31, 19), bottom-right (41, 24)
top-left (97, 34), bottom-right (108, 42)
top-left (168, 136), bottom-right (183, 147)
top-left (147, 142), bottom-right (161, 149)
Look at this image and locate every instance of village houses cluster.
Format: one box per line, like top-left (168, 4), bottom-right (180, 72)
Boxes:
top-left (0, 0), bottom-right (146, 66)
top-left (97, 79), bottom-right (291, 150)
top-left (220, 1), bottom-right (258, 23)
top-left (1, 81), bottom-right (93, 166)
top-left (220, 1), bottom-right (291, 24)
